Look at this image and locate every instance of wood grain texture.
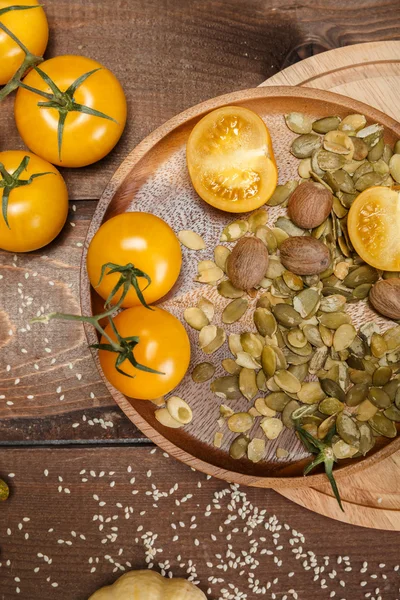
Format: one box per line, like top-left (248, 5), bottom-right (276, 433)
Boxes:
top-left (0, 1), bottom-right (400, 199)
top-left (1, 447), bottom-right (400, 600)
top-left (82, 85), bottom-right (400, 488)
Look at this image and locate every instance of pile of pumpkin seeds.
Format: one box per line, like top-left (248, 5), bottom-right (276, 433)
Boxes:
top-left (179, 111), bottom-right (400, 490)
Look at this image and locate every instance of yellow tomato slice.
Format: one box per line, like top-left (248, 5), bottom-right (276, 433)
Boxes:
top-left (348, 186), bottom-right (400, 271)
top-left (187, 106), bottom-right (278, 213)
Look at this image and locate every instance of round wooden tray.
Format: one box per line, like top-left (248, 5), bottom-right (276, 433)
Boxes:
top-left (80, 84), bottom-right (400, 489)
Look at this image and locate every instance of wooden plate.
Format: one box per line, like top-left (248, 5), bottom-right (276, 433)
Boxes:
top-left (80, 86), bottom-right (400, 488)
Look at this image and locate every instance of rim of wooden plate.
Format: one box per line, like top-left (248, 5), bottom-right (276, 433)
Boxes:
top-left (80, 85), bottom-right (400, 488)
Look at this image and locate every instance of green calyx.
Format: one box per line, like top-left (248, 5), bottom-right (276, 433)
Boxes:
top-left (18, 67), bottom-right (118, 162)
top-left (0, 155), bottom-right (53, 228)
top-left (296, 425), bottom-right (344, 512)
top-left (97, 262), bottom-right (153, 310)
top-left (0, 5), bottom-right (44, 102)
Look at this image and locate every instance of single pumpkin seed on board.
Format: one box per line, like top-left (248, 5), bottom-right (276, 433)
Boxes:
top-left (319, 294), bottom-right (347, 313)
top-left (368, 387), bottom-right (392, 409)
top-left (155, 408), bottom-right (184, 429)
top-left (261, 346), bottom-right (277, 378)
top-left (298, 157), bottom-right (312, 179)
top-left (239, 368), bottom-right (258, 401)
top-left (274, 370), bottom-right (301, 394)
top-left (291, 133), bottom-right (321, 158)
top-left (199, 325), bottom-right (217, 349)
top-left (265, 391), bottom-right (291, 412)
top-left (302, 324), bottom-right (324, 348)
top-left (358, 422), bottom-right (376, 455)
top-left (318, 312), bottom-right (352, 329)
top-left (195, 266), bottom-right (224, 283)
top-left (346, 383), bottom-right (369, 406)
top-left (287, 328), bottom-right (307, 348)
top-left (249, 407), bottom-right (262, 417)
top-left (220, 220), bottom-right (249, 242)
top-left (241, 332), bottom-right (263, 358)
top-left (220, 404), bottom-right (234, 419)
top-left (275, 216), bottom-right (306, 237)
top-left (197, 296), bottom-right (214, 321)
top-left (254, 307), bottom-right (277, 337)
top-left (276, 447), bottom-right (290, 459)
top-left (211, 376), bottom-right (241, 400)
top-left (214, 245), bottom-right (231, 272)
top-left (372, 366), bottom-right (392, 387)
top-left (267, 180), bottom-right (298, 207)
top-left (221, 358), bottom-right (241, 375)
top-left (319, 397), bottom-right (344, 415)
top-left (384, 405), bottom-right (400, 422)
top-left (236, 352), bottom-right (261, 370)
top-left (333, 324), bottom-right (357, 351)
top-left (166, 396), bottom-right (193, 424)
top-left (368, 412), bottom-right (397, 438)
top-left (312, 116), bottom-right (341, 134)
top-left (228, 412), bottom-right (254, 433)
top-left (228, 333), bottom-right (243, 357)
top-left (229, 435), bottom-right (249, 459)
top-left (256, 369), bottom-right (268, 392)
top-left (319, 324), bottom-right (333, 347)
top-left (255, 397), bottom-right (276, 417)
top-left (332, 438), bottom-right (358, 459)
top-left (200, 326), bottom-right (226, 354)
top-left (352, 283), bottom-right (372, 300)
top-left (282, 400), bottom-right (301, 429)
top-left (255, 225), bottom-right (278, 252)
top-left (297, 381), bottom-right (326, 404)
top-left (285, 112), bottom-right (313, 134)
top-left (293, 288), bottom-right (320, 318)
top-left (192, 362), bottom-right (216, 383)
top-left (261, 416), bottom-right (284, 440)
top-left (222, 298), bottom-right (248, 324)
top-left (247, 438), bottom-right (266, 463)
top-left (184, 307), bottom-right (209, 330)
top-left (356, 398), bottom-right (378, 422)
top-left (317, 150), bottom-right (346, 171)
top-left (339, 113), bottom-right (366, 132)
top-left (248, 209), bottom-right (268, 232)
top-left (320, 378), bottom-right (346, 403)
top-left (178, 230), bottom-right (206, 250)
top-left (197, 260), bottom-right (216, 273)
top-left (217, 279), bottom-right (244, 299)
top-left (317, 414), bottom-right (337, 439)
top-left (267, 377), bottom-right (281, 392)
top-left (272, 304), bottom-right (303, 328)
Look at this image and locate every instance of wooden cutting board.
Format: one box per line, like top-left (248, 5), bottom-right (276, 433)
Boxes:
top-left (261, 41), bottom-right (400, 530)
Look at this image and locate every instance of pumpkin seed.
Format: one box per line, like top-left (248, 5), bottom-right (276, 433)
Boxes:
top-left (309, 345), bottom-right (329, 374)
top-left (336, 412), bottom-right (360, 446)
top-left (346, 383), bottom-right (369, 406)
top-left (211, 376), bottom-right (241, 400)
top-left (285, 112), bottom-right (313, 134)
top-left (254, 307), bottom-right (277, 337)
top-left (333, 324), bottom-right (357, 351)
top-left (267, 180), bottom-right (298, 206)
top-left (356, 123), bottom-right (384, 149)
top-left (228, 333), bottom-right (243, 357)
top-left (220, 220), bottom-right (249, 242)
top-left (247, 438), bottom-right (266, 463)
top-left (318, 312), bottom-right (352, 329)
top-left (297, 381), bottom-right (326, 404)
top-left (274, 370), bottom-right (301, 394)
top-left (384, 379), bottom-right (400, 402)
top-left (395, 140), bottom-right (400, 154)
top-left (287, 328), bottom-right (307, 348)
top-left (356, 398), bottom-right (378, 421)
top-left (351, 138), bottom-right (369, 161)
top-left (332, 438), bottom-right (358, 459)
top-left (281, 399), bottom-right (300, 429)
top-left (256, 369), bottom-right (268, 392)
top-left (256, 225), bottom-right (278, 252)
top-left (384, 405), bottom-right (400, 422)
top-left (355, 171), bottom-right (383, 191)
top-left (358, 422), bottom-right (375, 455)
top-left (372, 366), bottom-right (392, 387)
top-left (319, 397), bottom-right (344, 415)
top-left (352, 283), bottom-right (372, 299)
top-left (319, 324), bottom-right (333, 347)
top-left (353, 161), bottom-right (373, 183)
top-left (222, 298), bottom-right (248, 324)
top-left (343, 265), bottom-right (379, 288)
top-left (288, 362), bottom-right (309, 382)
top-left (192, 362), bottom-right (216, 383)
top-left (201, 326), bottom-right (226, 354)
top-left (317, 150), bottom-right (346, 171)
top-left (261, 345), bottom-right (278, 378)
top-left (318, 414), bottom-right (337, 439)
top-left (383, 326), bottom-right (400, 352)
top-left (197, 260), bottom-right (216, 273)
top-left (236, 352), bottom-right (260, 370)
top-left (261, 416), bottom-right (283, 439)
top-left (199, 325), bottom-right (217, 348)
top-left (325, 170), bottom-right (354, 194)
top-left (229, 435), bottom-right (250, 459)
top-left (298, 157), bottom-right (312, 178)
top-left (221, 358), bottom-right (241, 375)
top-left (214, 245), bottom-right (231, 272)
top-left (195, 266), bottom-right (224, 283)
top-left (310, 148), bottom-right (325, 176)
top-left (213, 431), bottom-right (224, 448)
top-left (291, 133), bottom-right (321, 158)
top-left (368, 412), bottom-right (397, 438)
top-left (184, 307), bottom-right (209, 330)
top-left (302, 324), bottom-right (324, 348)
top-left (324, 130), bottom-right (354, 158)
top-left (155, 407), bottom-right (184, 428)
top-left (350, 369), bottom-right (372, 385)
top-left (293, 288), bottom-right (320, 318)
top-left (368, 136), bottom-right (384, 162)
top-left (275, 216), bottom-right (306, 237)
top-left (373, 158), bottom-right (390, 176)
top-left (337, 191), bottom-right (358, 208)
top-left (166, 396), bottom-right (193, 424)
top-left (217, 279), bottom-right (244, 299)
top-left (312, 116), bottom-right (341, 134)
top-left (228, 412), bottom-right (254, 433)
top-left (276, 447), bottom-right (290, 459)
top-left (368, 387), bottom-right (391, 409)
top-left (265, 256), bottom-right (287, 279)
top-left (197, 296), bottom-right (214, 321)
top-left (254, 397), bottom-right (276, 417)
top-left (272, 304), bottom-right (303, 328)
top-left (339, 113), bottom-right (366, 132)
top-left (319, 294), bottom-right (347, 313)
top-left (267, 377), bottom-right (281, 392)
top-left (220, 404), bottom-right (234, 419)
top-left (389, 153), bottom-right (400, 183)
top-left (271, 227), bottom-right (290, 247)
top-left (382, 143), bottom-right (393, 164)
top-left (239, 368), bottom-right (258, 401)
top-left (178, 229), bottom-right (206, 250)
top-left (265, 391), bottom-right (291, 412)
top-left (320, 378), bottom-right (346, 403)
top-left (283, 271), bottom-right (304, 292)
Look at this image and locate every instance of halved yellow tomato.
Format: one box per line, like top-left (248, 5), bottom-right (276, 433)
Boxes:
top-left (187, 106), bottom-right (277, 213)
top-left (348, 186), bottom-right (400, 271)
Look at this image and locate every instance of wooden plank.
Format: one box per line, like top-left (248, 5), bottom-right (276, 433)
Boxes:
top-left (0, 201), bottom-right (142, 442)
top-left (0, 446), bottom-right (400, 599)
top-left (1, 0), bottom-right (400, 200)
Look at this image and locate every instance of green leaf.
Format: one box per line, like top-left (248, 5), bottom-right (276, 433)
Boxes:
top-left (325, 458), bottom-right (344, 512)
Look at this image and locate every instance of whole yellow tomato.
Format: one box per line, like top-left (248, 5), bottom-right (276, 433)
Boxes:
top-left (98, 306), bottom-right (190, 400)
top-left (86, 212), bottom-right (182, 308)
top-left (0, 0), bottom-right (48, 85)
top-left (14, 55), bottom-right (127, 167)
top-left (0, 150), bottom-right (68, 252)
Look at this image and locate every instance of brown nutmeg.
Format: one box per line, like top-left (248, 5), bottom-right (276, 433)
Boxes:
top-left (280, 236), bottom-right (330, 275)
top-left (226, 237), bottom-right (269, 291)
top-left (369, 278), bottom-right (400, 320)
top-left (288, 182), bottom-right (333, 229)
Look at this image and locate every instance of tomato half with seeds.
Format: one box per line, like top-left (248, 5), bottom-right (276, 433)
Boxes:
top-left (14, 55), bottom-right (127, 167)
top-left (0, 0), bottom-right (48, 85)
top-left (98, 306), bottom-right (191, 400)
top-left (0, 150), bottom-right (68, 252)
top-left (187, 106), bottom-right (278, 213)
top-left (86, 212), bottom-right (182, 308)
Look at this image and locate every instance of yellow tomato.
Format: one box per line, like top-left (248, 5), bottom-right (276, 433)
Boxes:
top-left (0, 150), bottom-right (68, 252)
top-left (0, 0), bottom-right (48, 85)
top-left (87, 212), bottom-right (182, 308)
top-left (348, 186), bottom-right (400, 271)
top-left (187, 106), bottom-right (278, 213)
top-left (14, 55), bottom-right (127, 167)
top-left (98, 306), bottom-right (190, 400)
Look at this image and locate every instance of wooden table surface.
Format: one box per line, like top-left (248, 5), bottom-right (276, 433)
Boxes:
top-left (1, 1), bottom-right (400, 598)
